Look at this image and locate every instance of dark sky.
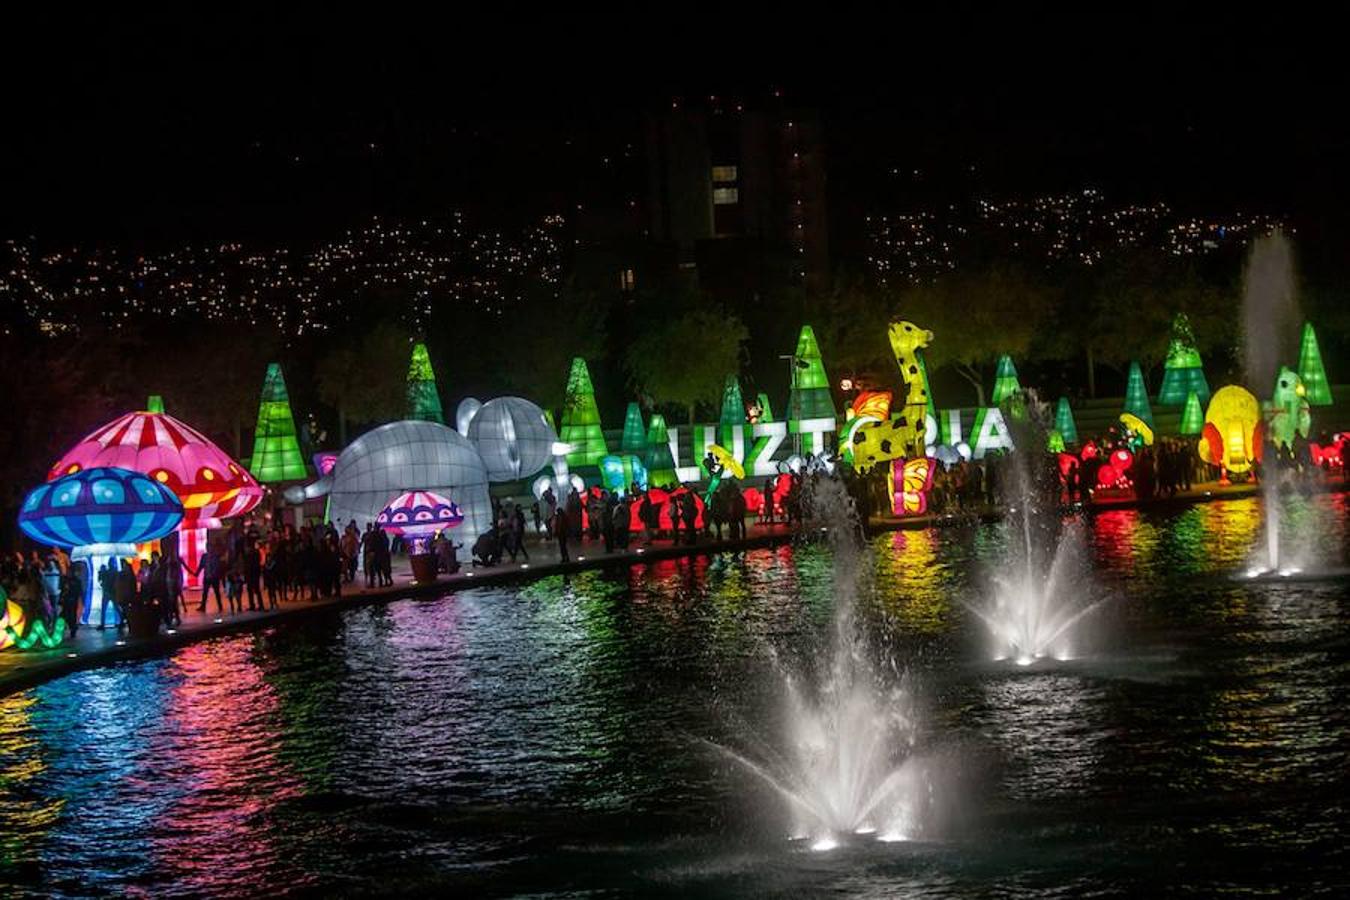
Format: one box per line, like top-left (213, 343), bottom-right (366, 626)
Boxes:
top-left (5, 13), bottom-right (1346, 266)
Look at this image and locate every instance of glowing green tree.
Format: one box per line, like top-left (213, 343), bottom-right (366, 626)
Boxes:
top-left (560, 357), bottom-right (609, 467)
top-left (787, 325), bottom-right (836, 422)
top-left (147, 395), bottom-right (165, 414)
top-left (1055, 397), bottom-right (1078, 445)
top-left (718, 374), bottom-right (745, 447)
top-left (1179, 390), bottom-right (1204, 435)
top-left (621, 402), bottom-right (647, 454)
top-left (1297, 322), bottom-right (1333, 406)
top-left (990, 355), bottom-right (1021, 405)
top-left (719, 375), bottom-right (745, 427)
top-left (1156, 313), bottom-right (1210, 407)
top-left (406, 342), bottom-right (445, 424)
top-left (1122, 360), bottom-right (1154, 429)
top-left (756, 392), bottom-right (774, 422)
top-left (249, 363), bottom-right (308, 482)
top-left (642, 413), bottom-right (679, 487)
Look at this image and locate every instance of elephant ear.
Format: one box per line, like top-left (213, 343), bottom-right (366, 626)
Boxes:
top-left (1252, 420), bottom-right (1266, 462)
top-left (1201, 423), bottom-right (1223, 465)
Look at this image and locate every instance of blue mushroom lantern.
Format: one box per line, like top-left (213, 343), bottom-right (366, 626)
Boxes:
top-left (19, 466), bottom-right (184, 624)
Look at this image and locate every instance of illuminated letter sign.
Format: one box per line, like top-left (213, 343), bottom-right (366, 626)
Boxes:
top-left (745, 421), bottom-right (788, 476)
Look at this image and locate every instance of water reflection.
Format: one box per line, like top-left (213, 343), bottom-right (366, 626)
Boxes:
top-left (0, 496), bottom-right (1344, 897)
top-left (873, 530), bottom-right (954, 634)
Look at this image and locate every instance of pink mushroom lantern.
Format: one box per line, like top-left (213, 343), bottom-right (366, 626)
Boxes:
top-left (376, 490), bottom-right (463, 584)
top-left (47, 398), bottom-right (264, 587)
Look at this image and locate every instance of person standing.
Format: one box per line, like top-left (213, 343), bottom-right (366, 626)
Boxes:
top-left (244, 541), bottom-right (263, 611)
top-left (198, 543), bottom-right (225, 614)
top-left (113, 561), bottom-right (137, 632)
top-left (554, 504), bottom-right (570, 563)
top-left (361, 523), bottom-right (378, 589)
top-left (97, 561), bottom-right (116, 630)
top-left (513, 505), bottom-right (530, 561)
top-left (58, 570), bottom-right (82, 639)
top-left (375, 527), bottom-right (393, 587)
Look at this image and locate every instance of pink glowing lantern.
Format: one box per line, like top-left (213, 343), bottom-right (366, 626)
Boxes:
top-left (376, 490), bottom-right (463, 541)
top-left (48, 403), bottom-right (263, 586)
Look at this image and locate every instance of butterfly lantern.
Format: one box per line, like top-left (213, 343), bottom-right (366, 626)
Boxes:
top-left (891, 456), bottom-right (935, 516)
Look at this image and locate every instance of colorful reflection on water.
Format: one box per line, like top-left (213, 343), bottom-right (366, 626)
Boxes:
top-left (0, 492), bottom-right (1346, 898)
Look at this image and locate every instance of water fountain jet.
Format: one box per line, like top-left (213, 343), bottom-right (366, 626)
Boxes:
top-left (710, 476), bottom-right (937, 848)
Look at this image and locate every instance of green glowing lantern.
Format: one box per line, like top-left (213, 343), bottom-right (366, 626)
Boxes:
top-left (147, 395), bottom-right (165, 414)
top-left (719, 374), bottom-right (745, 445)
top-left (1156, 313), bottom-right (1211, 407)
top-left (621, 402), bottom-right (647, 454)
top-left (719, 375), bottom-right (745, 427)
top-left (787, 325), bottom-right (836, 422)
top-left (755, 392), bottom-right (774, 422)
top-left (1179, 390), bottom-right (1204, 436)
top-left (560, 357), bottom-right (609, 467)
top-left (642, 413), bottom-right (679, 488)
top-left (406, 342), bottom-right (445, 424)
top-left (991, 355), bottom-right (1021, 405)
top-left (1297, 322), bottom-right (1333, 406)
top-left (1122, 360), bottom-right (1154, 430)
top-left (249, 363), bottom-right (308, 483)
top-left (1046, 429), bottom-right (1065, 453)
top-left (1054, 397), bottom-right (1078, 445)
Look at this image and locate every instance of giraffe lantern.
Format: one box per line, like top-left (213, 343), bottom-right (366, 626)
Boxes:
top-left (847, 320), bottom-right (934, 472)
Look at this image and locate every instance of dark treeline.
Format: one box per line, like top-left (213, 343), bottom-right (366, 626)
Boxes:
top-left (3, 239), bottom-right (1345, 545)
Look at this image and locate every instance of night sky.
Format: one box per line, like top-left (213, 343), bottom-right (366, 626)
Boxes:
top-left (6, 14), bottom-right (1346, 269)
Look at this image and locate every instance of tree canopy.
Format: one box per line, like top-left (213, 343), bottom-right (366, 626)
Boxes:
top-left (625, 302), bottom-right (748, 424)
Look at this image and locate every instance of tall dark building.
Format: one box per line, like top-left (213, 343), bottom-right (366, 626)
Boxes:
top-left (645, 96), bottom-right (829, 296)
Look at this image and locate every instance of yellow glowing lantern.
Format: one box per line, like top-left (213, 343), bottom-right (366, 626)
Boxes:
top-left (1197, 385), bottom-right (1263, 476)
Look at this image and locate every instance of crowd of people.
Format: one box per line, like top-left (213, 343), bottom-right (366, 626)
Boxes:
top-left (5, 422), bottom-right (1346, 656)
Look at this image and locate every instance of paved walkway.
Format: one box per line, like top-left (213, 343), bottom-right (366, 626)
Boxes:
top-left (2, 474), bottom-right (1344, 696)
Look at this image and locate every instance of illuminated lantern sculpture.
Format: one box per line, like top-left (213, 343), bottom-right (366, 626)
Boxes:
top-left (1198, 385), bottom-right (1264, 480)
top-left (285, 420), bottom-right (493, 545)
top-left (886, 320), bottom-right (934, 458)
top-left (559, 357), bottom-right (609, 467)
top-left (842, 390), bottom-right (892, 466)
top-left (1157, 313), bottom-right (1211, 407)
top-left (406, 342), bottom-right (446, 424)
top-left (455, 397), bottom-right (482, 437)
top-left (48, 403), bottom-right (262, 589)
top-left (642, 414), bottom-right (679, 488)
top-left (377, 489), bottom-right (462, 583)
top-left (1179, 391), bottom-right (1205, 436)
top-left (1096, 448), bottom-right (1135, 490)
top-left (990, 354), bottom-right (1021, 405)
top-left (599, 454), bottom-right (648, 492)
top-left (787, 325), bottom-right (836, 422)
top-left (465, 396), bottom-right (557, 481)
top-left (1310, 433), bottom-right (1347, 469)
top-left (620, 402), bottom-right (648, 454)
top-left (1055, 397), bottom-right (1079, 446)
top-left (1296, 322), bottom-right (1333, 406)
top-left (248, 363), bottom-right (308, 483)
top-left (1264, 366), bottom-right (1311, 451)
top-left (0, 585), bottom-right (27, 651)
top-left (719, 375), bottom-right (746, 438)
top-left (752, 392), bottom-right (774, 423)
top-left (1121, 361), bottom-right (1155, 430)
top-left (892, 456), bottom-right (935, 515)
top-left (19, 466), bottom-right (183, 626)
top-left (1119, 413), bottom-right (1154, 448)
